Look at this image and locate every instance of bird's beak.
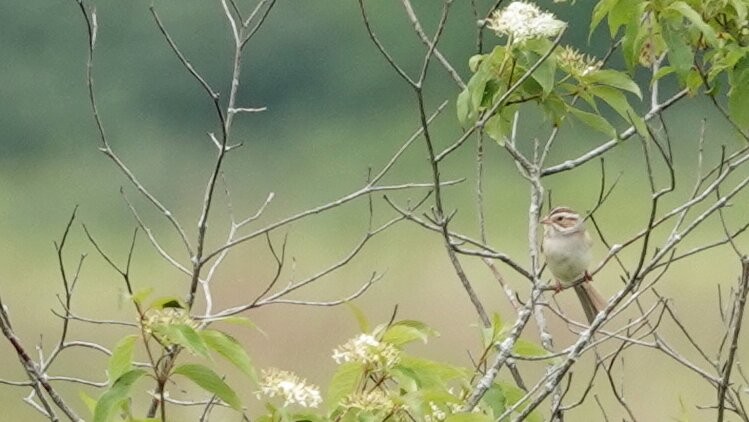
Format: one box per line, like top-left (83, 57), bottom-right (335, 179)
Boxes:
top-left (540, 217), bottom-right (551, 225)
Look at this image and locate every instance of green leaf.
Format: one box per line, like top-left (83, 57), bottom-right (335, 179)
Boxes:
top-left (344, 302), bottom-right (370, 333)
top-left (481, 383), bottom-right (506, 417)
top-left (131, 287), bottom-right (154, 306)
top-left (288, 412), bottom-right (327, 422)
top-left (608, 0), bottom-right (638, 38)
top-left (94, 369), bottom-right (147, 422)
top-left (498, 381), bottom-right (542, 422)
top-left (585, 69), bottom-right (642, 98)
top-left (541, 93), bottom-right (569, 126)
top-left (653, 65), bottom-right (676, 81)
top-left (589, 85), bottom-right (637, 122)
top-left (668, 1), bottom-right (718, 46)
top-left (79, 391), bottom-right (98, 416)
top-left (484, 114), bottom-right (510, 146)
top-left (457, 88), bottom-right (473, 128)
top-left (108, 335), bottom-right (138, 384)
top-left (327, 362), bottom-right (363, 407)
top-left (468, 54), bottom-right (483, 72)
top-left (381, 320), bottom-right (438, 346)
top-left (569, 108), bottom-right (617, 138)
top-left (512, 339), bottom-right (548, 358)
top-left (173, 363), bottom-right (242, 410)
top-left (530, 55), bottom-right (556, 95)
top-left (621, 2), bottom-right (647, 70)
top-left (149, 296), bottom-right (186, 310)
top-left (214, 316), bottom-right (266, 336)
top-left (522, 40), bottom-right (556, 95)
top-left (481, 312), bottom-right (505, 347)
top-left (484, 105), bottom-right (518, 146)
top-left (200, 329), bottom-right (257, 383)
top-left (661, 21), bottom-right (694, 79)
top-left (729, 65), bottom-right (749, 130)
top-left (166, 324), bottom-right (210, 358)
top-left (731, 0), bottom-right (748, 24)
top-left (685, 68), bottom-right (704, 94)
top-left (395, 356), bottom-right (466, 389)
top-left (590, 0), bottom-right (621, 36)
top-left (445, 414), bottom-right (492, 422)
top-left (459, 46), bottom-right (508, 128)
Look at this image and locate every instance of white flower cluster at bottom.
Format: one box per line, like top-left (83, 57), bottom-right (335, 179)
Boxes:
top-left (256, 368), bottom-right (322, 408)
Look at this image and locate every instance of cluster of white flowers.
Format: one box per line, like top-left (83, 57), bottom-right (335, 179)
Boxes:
top-left (331, 334), bottom-right (401, 369)
top-left (557, 45), bottom-right (602, 76)
top-left (486, 1), bottom-right (566, 44)
top-left (424, 401), bottom-right (447, 422)
top-left (340, 390), bottom-right (395, 413)
top-left (141, 307), bottom-right (198, 344)
top-left (256, 368), bottom-right (322, 408)
top-left (424, 400), bottom-right (481, 421)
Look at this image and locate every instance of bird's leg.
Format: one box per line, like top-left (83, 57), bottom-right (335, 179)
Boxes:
top-left (584, 271), bottom-right (593, 282)
top-left (553, 279), bottom-right (563, 294)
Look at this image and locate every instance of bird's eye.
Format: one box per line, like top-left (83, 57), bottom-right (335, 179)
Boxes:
top-left (554, 216), bottom-right (563, 221)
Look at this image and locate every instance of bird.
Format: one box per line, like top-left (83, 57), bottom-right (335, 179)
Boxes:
top-left (540, 206), bottom-right (607, 324)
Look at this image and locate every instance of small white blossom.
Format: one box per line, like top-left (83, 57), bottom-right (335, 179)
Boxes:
top-left (340, 390), bottom-right (395, 412)
top-left (256, 368), bottom-right (322, 408)
top-left (487, 2), bottom-right (566, 44)
top-left (332, 334), bottom-right (401, 369)
top-left (141, 307), bottom-right (199, 346)
top-left (557, 46), bottom-right (602, 77)
top-left (424, 401), bottom-right (447, 422)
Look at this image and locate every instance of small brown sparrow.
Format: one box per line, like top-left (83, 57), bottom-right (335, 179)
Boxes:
top-left (541, 206), bottom-right (606, 323)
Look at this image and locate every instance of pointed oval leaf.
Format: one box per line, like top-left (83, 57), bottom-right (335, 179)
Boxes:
top-left (382, 320), bottom-right (438, 346)
top-left (496, 381), bottom-right (543, 422)
top-left (173, 363), bottom-right (242, 410)
top-left (590, 0), bottom-right (620, 36)
top-left (108, 334), bottom-right (138, 384)
top-left (200, 329), bottom-right (257, 383)
top-left (569, 108), bottom-right (617, 138)
top-left (585, 69), bottom-right (642, 98)
top-left (148, 296), bottom-right (186, 310)
top-left (729, 67), bottom-right (749, 130)
top-left (445, 414), bottom-right (492, 422)
top-left (668, 1), bottom-right (718, 46)
top-left (94, 369), bottom-right (147, 422)
top-left (327, 362), bottom-right (363, 408)
top-left (166, 324), bottom-right (210, 358)
top-left (485, 113), bottom-right (511, 146)
top-left (482, 383), bottom-right (507, 417)
top-left (589, 85), bottom-right (636, 121)
top-left (457, 88), bottom-right (473, 128)
top-left (79, 391), bottom-right (98, 417)
top-left (344, 302), bottom-right (370, 333)
top-left (512, 339), bottom-right (548, 358)
top-left (131, 287), bottom-right (154, 306)
top-left (661, 22), bottom-right (694, 79)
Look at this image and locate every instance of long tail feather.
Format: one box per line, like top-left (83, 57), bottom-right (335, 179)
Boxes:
top-left (573, 282), bottom-right (607, 324)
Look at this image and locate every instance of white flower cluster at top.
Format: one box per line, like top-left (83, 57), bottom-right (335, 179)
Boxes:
top-left (256, 368), bottom-right (322, 408)
top-left (331, 333), bottom-right (401, 370)
top-left (487, 1), bottom-right (566, 44)
top-left (141, 307), bottom-right (199, 346)
top-left (141, 307), bottom-right (198, 332)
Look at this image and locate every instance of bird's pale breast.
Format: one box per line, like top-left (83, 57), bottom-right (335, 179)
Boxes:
top-left (543, 231), bottom-right (592, 285)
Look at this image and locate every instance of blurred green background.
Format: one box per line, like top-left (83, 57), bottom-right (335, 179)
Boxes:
top-left (1, 0), bottom-right (748, 420)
